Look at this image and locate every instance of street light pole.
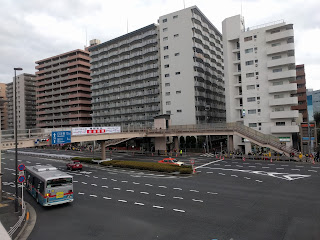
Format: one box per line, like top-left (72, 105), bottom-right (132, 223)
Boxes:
top-left (14, 67), bottom-right (22, 213)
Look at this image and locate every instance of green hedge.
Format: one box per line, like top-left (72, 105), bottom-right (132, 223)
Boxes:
top-left (71, 157), bottom-right (102, 164)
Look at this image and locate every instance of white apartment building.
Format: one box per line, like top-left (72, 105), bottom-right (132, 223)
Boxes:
top-left (222, 15), bottom-right (299, 152)
top-left (159, 6), bottom-right (225, 125)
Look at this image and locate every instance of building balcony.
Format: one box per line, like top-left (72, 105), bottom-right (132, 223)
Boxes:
top-left (297, 87), bottom-right (307, 94)
top-left (268, 70), bottom-right (296, 81)
top-left (269, 83), bottom-right (297, 93)
top-left (292, 103), bottom-right (307, 110)
top-left (270, 125), bottom-right (299, 133)
top-left (270, 110), bottom-right (299, 119)
top-left (266, 43), bottom-right (295, 55)
top-left (269, 97), bottom-right (298, 106)
top-left (267, 56), bottom-right (295, 68)
top-left (266, 29), bottom-right (294, 42)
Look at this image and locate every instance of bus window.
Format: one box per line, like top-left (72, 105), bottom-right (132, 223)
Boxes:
top-left (47, 178), bottom-right (72, 188)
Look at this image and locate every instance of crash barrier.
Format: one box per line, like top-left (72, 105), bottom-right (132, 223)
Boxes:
top-left (7, 197), bottom-right (26, 238)
top-left (6, 150), bottom-right (79, 160)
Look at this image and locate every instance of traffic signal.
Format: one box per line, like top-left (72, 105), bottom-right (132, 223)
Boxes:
top-left (40, 138), bottom-right (50, 142)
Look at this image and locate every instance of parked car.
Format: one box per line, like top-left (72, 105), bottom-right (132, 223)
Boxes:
top-left (158, 157), bottom-right (184, 166)
top-left (66, 160), bottom-right (83, 171)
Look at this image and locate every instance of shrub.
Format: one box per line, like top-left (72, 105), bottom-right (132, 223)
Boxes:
top-left (179, 167), bottom-right (193, 174)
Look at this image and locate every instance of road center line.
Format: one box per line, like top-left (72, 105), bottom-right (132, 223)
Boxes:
top-left (89, 195), bottom-right (97, 197)
top-left (308, 170), bottom-right (317, 172)
top-left (113, 187), bottom-right (121, 190)
top-left (121, 181), bottom-right (128, 183)
top-left (102, 177), bottom-right (108, 180)
top-left (118, 200), bottom-right (127, 203)
top-left (126, 189), bottom-right (134, 192)
top-left (145, 184), bottom-right (153, 186)
top-left (244, 177), bottom-right (251, 180)
top-left (91, 184), bottom-right (97, 186)
top-left (173, 209), bottom-right (185, 213)
top-left (134, 202), bottom-right (144, 206)
top-left (291, 169), bottom-right (300, 171)
top-left (140, 192), bottom-right (149, 194)
top-left (190, 190), bottom-right (199, 193)
top-left (173, 187), bottom-right (182, 190)
top-left (218, 173), bottom-right (226, 176)
top-left (195, 159), bottom-right (223, 169)
top-left (78, 192), bottom-right (85, 195)
top-left (81, 182), bottom-right (87, 184)
top-left (133, 182), bottom-right (140, 185)
top-left (173, 196), bottom-right (183, 199)
top-left (158, 186), bottom-right (167, 188)
top-left (153, 205), bottom-right (164, 209)
top-left (156, 194), bottom-right (165, 197)
top-left (255, 180), bottom-right (263, 183)
top-left (192, 199), bottom-right (203, 202)
top-left (103, 197), bottom-right (112, 200)
top-left (207, 192), bottom-right (218, 195)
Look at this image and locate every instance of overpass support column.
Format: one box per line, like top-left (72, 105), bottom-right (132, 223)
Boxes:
top-left (155, 137), bottom-right (166, 155)
top-left (101, 141), bottom-right (106, 160)
top-left (174, 136), bottom-right (179, 152)
top-left (227, 135), bottom-right (234, 153)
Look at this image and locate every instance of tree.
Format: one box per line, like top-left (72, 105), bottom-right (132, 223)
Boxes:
top-left (313, 112), bottom-right (320, 127)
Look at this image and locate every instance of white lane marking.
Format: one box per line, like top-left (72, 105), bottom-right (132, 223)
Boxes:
top-left (73, 180), bottom-right (78, 183)
top-left (195, 159), bottom-right (223, 169)
top-left (276, 168), bottom-right (284, 170)
top-left (102, 186), bottom-right (108, 188)
top-left (225, 165), bottom-right (231, 167)
top-left (1, 158), bottom-right (4, 159)
top-left (145, 184), bottom-right (153, 187)
top-left (295, 166), bottom-right (304, 168)
top-left (173, 196), bottom-right (183, 199)
top-left (91, 184), bottom-right (97, 186)
top-left (248, 166), bottom-right (256, 168)
top-left (140, 192), bottom-right (149, 195)
top-left (85, 175), bottom-right (90, 177)
top-left (111, 179), bottom-right (117, 182)
top-left (192, 199), bottom-right (203, 202)
top-left (244, 177), bottom-right (251, 180)
top-left (308, 170), bottom-right (317, 172)
top-left (78, 192), bottom-right (85, 195)
top-left (89, 195), bottom-right (97, 198)
top-left (36, 163), bottom-right (40, 164)
top-left (133, 182), bottom-right (140, 185)
top-left (121, 181), bottom-right (128, 183)
top-left (81, 182), bottom-right (87, 184)
top-left (108, 172), bottom-right (118, 174)
top-left (10, 159), bottom-right (14, 160)
top-left (255, 180), bottom-right (263, 183)
top-left (281, 165), bottom-right (289, 166)
top-left (236, 165), bottom-right (243, 168)
top-left (262, 167), bottom-right (269, 169)
top-left (268, 164), bottom-right (275, 166)
top-left (255, 163), bottom-right (262, 165)
top-left (156, 194), bottom-right (165, 197)
top-left (93, 176), bottom-right (98, 179)
top-left (134, 202), bottom-right (144, 206)
top-left (173, 187), bottom-right (182, 190)
top-left (291, 169), bottom-right (300, 171)
top-left (118, 200), bottom-right (127, 203)
top-left (113, 187), bottom-right (121, 190)
top-left (103, 197), bottom-right (112, 200)
top-left (207, 172), bottom-right (213, 174)
top-left (218, 173), bottom-right (225, 176)
top-left (126, 189), bottom-right (134, 192)
top-left (11, 173), bottom-right (15, 175)
top-left (214, 163), bottom-right (220, 166)
top-left (153, 205), bottom-right (164, 209)
top-left (2, 162), bottom-right (6, 165)
top-left (173, 209), bottom-right (185, 213)
top-left (190, 190), bottom-right (199, 193)
top-left (102, 177), bottom-right (108, 180)
top-left (311, 166), bottom-right (320, 169)
top-left (207, 192), bottom-right (218, 195)
top-left (231, 175), bottom-right (238, 177)
top-left (158, 186), bottom-right (167, 188)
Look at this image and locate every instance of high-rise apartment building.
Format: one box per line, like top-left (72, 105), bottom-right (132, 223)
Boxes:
top-left (35, 49), bottom-right (92, 128)
top-left (90, 6), bottom-right (225, 127)
top-left (6, 73), bottom-right (36, 130)
top-left (0, 83), bottom-right (8, 130)
top-left (292, 64), bottom-right (307, 122)
top-left (223, 15), bottom-right (299, 152)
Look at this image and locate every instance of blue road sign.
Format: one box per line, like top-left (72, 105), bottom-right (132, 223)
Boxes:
top-left (18, 175), bottom-right (25, 183)
top-left (52, 131), bottom-right (71, 145)
top-left (18, 164), bottom-right (25, 171)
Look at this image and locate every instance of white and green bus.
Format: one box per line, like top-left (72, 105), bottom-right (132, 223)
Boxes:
top-left (25, 165), bottom-right (73, 206)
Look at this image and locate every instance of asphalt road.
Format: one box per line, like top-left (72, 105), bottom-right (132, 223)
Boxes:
top-left (1, 150), bottom-right (320, 240)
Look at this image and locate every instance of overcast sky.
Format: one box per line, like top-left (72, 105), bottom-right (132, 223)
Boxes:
top-left (1, 0), bottom-right (319, 89)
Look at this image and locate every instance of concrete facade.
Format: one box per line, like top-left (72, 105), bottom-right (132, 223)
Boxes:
top-left (6, 73), bottom-right (36, 130)
top-left (35, 49), bottom-right (92, 128)
top-left (309, 89), bottom-right (320, 114)
top-left (222, 15), bottom-right (299, 152)
top-left (0, 83), bottom-right (8, 130)
top-left (292, 64), bottom-right (308, 122)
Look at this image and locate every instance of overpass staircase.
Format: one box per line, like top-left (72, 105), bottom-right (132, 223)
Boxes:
top-left (104, 138), bottom-right (133, 148)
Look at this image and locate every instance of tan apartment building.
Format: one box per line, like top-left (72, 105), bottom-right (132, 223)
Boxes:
top-left (35, 49), bottom-right (92, 128)
top-left (0, 83), bottom-right (8, 130)
top-left (291, 64), bottom-right (307, 122)
top-left (6, 73), bottom-right (36, 130)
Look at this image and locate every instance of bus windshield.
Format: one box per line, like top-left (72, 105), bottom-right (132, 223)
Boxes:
top-left (47, 178), bottom-right (72, 187)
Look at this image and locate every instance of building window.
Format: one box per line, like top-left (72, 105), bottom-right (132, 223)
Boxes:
top-left (245, 48), bottom-right (253, 54)
top-left (165, 83), bottom-right (170, 87)
top-left (164, 64), bottom-right (169, 68)
top-left (175, 72), bottom-right (181, 75)
top-left (175, 53), bottom-right (180, 56)
top-left (165, 74), bottom-right (170, 77)
top-left (163, 37), bottom-right (168, 41)
top-left (173, 15), bottom-right (178, 19)
top-left (247, 97), bottom-right (256, 102)
top-left (248, 109), bottom-right (256, 114)
top-left (246, 73), bottom-right (254, 78)
top-left (244, 36), bottom-right (253, 42)
top-left (249, 123), bottom-right (257, 127)
top-left (276, 122), bottom-right (285, 126)
top-left (274, 107), bottom-right (284, 112)
top-left (174, 34), bottom-right (179, 38)
top-left (274, 94), bottom-right (284, 99)
top-left (272, 55), bottom-right (281, 60)
top-left (164, 55), bottom-right (169, 59)
top-left (164, 46), bottom-right (169, 50)
top-left (163, 18), bottom-right (167, 23)
top-left (271, 42), bottom-right (281, 47)
top-left (177, 109), bottom-right (182, 113)
top-left (247, 85), bottom-right (255, 90)
top-left (166, 101), bottom-right (171, 105)
top-left (246, 60), bottom-right (254, 66)
top-left (258, 109), bottom-right (261, 113)
top-left (166, 110), bottom-right (171, 114)
top-left (163, 28), bottom-right (168, 32)
top-left (254, 35), bottom-right (257, 39)
top-left (273, 81), bottom-right (283, 86)
top-left (165, 92), bottom-right (170, 96)
top-left (271, 29), bottom-right (281, 34)
top-left (273, 68), bottom-right (282, 73)
top-left (176, 91), bottom-right (181, 94)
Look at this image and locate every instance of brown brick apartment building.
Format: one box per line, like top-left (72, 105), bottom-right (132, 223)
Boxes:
top-left (291, 64), bottom-right (308, 122)
top-left (35, 49), bottom-right (92, 128)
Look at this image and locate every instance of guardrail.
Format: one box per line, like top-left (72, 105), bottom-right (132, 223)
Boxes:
top-left (7, 198), bottom-right (26, 237)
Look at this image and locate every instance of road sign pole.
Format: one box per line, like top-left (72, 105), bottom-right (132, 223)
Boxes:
top-left (21, 182), bottom-right (24, 209)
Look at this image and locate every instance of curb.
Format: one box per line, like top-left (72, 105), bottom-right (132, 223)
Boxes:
top-left (15, 202), bottom-right (36, 240)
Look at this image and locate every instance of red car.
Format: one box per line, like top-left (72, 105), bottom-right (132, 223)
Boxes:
top-left (158, 157), bottom-right (184, 166)
top-left (66, 160), bottom-right (83, 171)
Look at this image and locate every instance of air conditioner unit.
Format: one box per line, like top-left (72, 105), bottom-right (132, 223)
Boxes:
top-left (255, 64), bottom-right (258, 67)
top-left (257, 101), bottom-right (260, 104)
top-left (256, 76), bottom-right (259, 79)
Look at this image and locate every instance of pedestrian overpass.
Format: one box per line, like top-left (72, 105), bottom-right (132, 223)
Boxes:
top-left (0, 122), bottom-right (298, 159)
